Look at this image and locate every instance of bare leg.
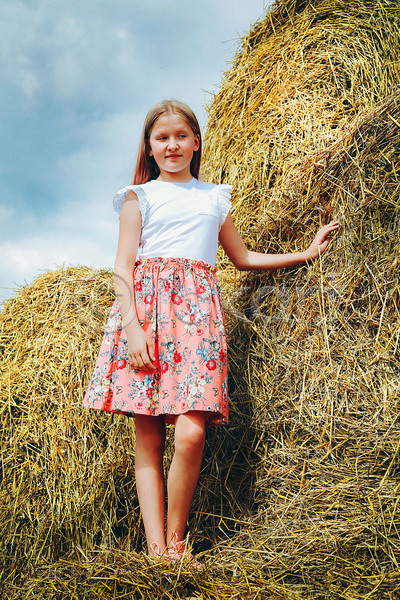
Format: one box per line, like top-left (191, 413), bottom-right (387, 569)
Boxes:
top-left (166, 411), bottom-right (206, 544)
top-left (134, 414), bottom-right (166, 555)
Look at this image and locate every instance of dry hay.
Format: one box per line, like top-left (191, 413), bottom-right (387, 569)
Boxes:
top-left (201, 0), bottom-right (400, 597)
top-left (1, 0), bottom-right (400, 598)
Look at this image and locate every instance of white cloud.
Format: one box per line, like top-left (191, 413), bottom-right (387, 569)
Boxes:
top-left (0, 226), bottom-right (117, 305)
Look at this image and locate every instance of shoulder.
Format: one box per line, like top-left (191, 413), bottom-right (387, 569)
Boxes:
top-left (124, 189), bottom-right (138, 201)
top-left (122, 190), bottom-right (141, 215)
top-left (112, 183), bottom-right (151, 220)
top-left (192, 179), bottom-right (232, 195)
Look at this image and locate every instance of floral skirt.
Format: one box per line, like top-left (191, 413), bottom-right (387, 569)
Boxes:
top-left (82, 256), bottom-right (229, 425)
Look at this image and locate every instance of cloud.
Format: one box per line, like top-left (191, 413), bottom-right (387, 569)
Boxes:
top-left (0, 234), bottom-right (115, 301)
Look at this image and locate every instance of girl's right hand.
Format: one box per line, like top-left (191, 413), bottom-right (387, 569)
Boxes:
top-left (126, 323), bottom-right (156, 373)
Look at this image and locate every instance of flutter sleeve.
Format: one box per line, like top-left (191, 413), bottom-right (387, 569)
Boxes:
top-left (217, 184), bottom-right (233, 231)
top-left (112, 185), bottom-right (149, 224)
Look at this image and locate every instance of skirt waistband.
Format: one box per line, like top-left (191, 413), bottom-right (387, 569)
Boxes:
top-left (135, 256), bottom-right (217, 275)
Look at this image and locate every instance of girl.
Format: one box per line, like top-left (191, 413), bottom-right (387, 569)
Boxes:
top-left (83, 99), bottom-right (339, 565)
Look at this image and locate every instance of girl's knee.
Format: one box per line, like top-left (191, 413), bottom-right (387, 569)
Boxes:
top-left (135, 415), bottom-right (166, 456)
top-left (144, 433), bottom-right (166, 456)
top-left (174, 417), bottom-right (206, 457)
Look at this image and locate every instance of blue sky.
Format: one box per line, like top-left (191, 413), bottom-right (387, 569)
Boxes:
top-left (0, 0), bottom-right (270, 305)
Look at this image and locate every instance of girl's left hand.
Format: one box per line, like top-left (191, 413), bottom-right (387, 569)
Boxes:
top-left (305, 220), bottom-right (339, 260)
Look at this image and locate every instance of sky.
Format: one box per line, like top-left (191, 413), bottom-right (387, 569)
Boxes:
top-left (0, 0), bottom-right (271, 306)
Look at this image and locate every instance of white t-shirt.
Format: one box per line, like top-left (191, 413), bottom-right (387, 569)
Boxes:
top-left (112, 178), bottom-right (232, 266)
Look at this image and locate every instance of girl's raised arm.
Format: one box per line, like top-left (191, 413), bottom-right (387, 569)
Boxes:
top-left (218, 213), bottom-right (339, 271)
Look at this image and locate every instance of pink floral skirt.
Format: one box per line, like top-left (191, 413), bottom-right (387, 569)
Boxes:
top-left (82, 256), bottom-right (229, 425)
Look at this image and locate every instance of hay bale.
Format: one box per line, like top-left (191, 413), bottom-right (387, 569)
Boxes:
top-left (0, 268), bottom-right (141, 588)
top-left (201, 0), bottom-right (400, 596)
top-left (1, 0), bottom-right (400, 598)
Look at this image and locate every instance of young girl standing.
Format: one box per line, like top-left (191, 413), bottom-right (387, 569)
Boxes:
top-left (83, 99), bottom-right (339, 564)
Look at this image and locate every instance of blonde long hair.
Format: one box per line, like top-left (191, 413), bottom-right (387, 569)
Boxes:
top-left (133, 100), bottom-right (202, 184)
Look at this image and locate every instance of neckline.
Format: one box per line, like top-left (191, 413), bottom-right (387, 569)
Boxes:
top-left (151, 177), bottom-right (196, 185)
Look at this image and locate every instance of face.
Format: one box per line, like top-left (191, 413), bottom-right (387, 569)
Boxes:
top-left (148, 113), bottom-right (200, 181)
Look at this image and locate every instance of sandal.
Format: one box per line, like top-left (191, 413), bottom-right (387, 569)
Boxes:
top-left (148, 542), bottom-right (173, 564)
top-left (167, 532), bottom-right (203, 569)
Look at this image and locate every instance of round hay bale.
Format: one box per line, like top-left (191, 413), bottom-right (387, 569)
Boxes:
top-left (0, 268), bottom-right (142, 576)
top-left (210, 91), bottom-right (400, 598)
top-left (200, 0), bottom-right (400, 596)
